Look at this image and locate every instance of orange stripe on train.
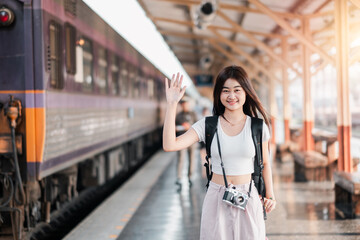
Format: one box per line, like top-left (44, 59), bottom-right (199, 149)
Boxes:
top-left (26, 108), bottom-right (45, 163)
top-left (0, 90), bottom-right (45, 94)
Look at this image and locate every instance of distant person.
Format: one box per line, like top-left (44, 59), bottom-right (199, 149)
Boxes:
top-left (175, 96), bottom-right (197, 189)
top-left (163, 66), bottom-right (276, 239)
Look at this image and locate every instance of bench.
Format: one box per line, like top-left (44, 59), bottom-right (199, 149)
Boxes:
top-left (276, 127), bottom-right (301, 163)
top-left (312, 131), bottom-right (338, 164)
top-left (334, 171), bottom-right (360, 219)
top-left (293, 150), bottom-right (330, 181)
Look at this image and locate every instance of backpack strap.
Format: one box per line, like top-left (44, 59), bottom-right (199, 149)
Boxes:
top-left (251, 117), bottom-right (267, 220)
top-left (204, 116), bottom-right (218, 188)
top-left (251, 117), bottom-right (263, 175)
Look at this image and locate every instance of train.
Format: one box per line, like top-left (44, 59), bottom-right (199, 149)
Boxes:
top-left (0, 0), bottom-right (169, 239)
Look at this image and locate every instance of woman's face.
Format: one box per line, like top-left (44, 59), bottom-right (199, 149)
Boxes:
top-left (220, 78), bottom-right (246, 112)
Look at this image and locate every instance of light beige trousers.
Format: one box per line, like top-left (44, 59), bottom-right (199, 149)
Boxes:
top-left (200, 181), bottom-right (266, 240)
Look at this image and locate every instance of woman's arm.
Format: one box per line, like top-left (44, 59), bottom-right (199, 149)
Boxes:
top-left (262, 140), bottom-right (276, 213)
top-left (163, 73), bottom-right (199, 152)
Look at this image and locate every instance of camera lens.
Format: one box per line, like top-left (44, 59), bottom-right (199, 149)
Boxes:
top-left (237, 196), bottom-right (244, 203)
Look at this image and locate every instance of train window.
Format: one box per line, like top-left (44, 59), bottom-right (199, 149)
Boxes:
top-left (128, 65), bottom-right (136, 98)
top-left (65, 23), bottom-right (76, 74)
top-left (152, 78), bottom-right (157, 99)
top-left (148, 78), bottom-right (154, 99)
top-left (97, 47), bottom-right (108, 94)
top-left (133, 69), bottom-right (141, 98)
top-left (49, 22), bottom-right (63, 89)
top-left (111, 55), bottom-right (120, 95)
top-left (141, 75), bottom-right (148, 99)
top-left (120, 61), bottom-right (128, 97)
top-left (82, 38), bottom-right (94, 92)
top-left (157, 80), bottom-right (164, 101)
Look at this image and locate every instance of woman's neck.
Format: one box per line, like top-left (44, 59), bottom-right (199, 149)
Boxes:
top-left (223, 110), bottom-right (246, 122)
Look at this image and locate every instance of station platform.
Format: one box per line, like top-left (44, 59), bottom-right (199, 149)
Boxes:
top-left (65, 148), bottom-right (360, 240)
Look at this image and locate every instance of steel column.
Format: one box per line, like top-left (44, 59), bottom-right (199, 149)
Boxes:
top-left (270, 76), bottom-right (277, 144)
top-left (335, 0), bottom-right (352, 172)
top-left (282, 38), bottom-right (291, 143)
top-left (302, 18), bottom-right (314, 151)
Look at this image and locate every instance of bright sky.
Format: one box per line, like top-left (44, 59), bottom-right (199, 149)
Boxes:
top-left (83, 0), bottom-right (201, 99)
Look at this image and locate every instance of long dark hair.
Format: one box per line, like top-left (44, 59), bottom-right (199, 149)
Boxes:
top-left (212, 65), bottom-right (270, 126)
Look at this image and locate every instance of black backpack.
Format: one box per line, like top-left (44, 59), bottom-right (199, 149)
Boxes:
top-left (203, 115), bottom-right (267, 219)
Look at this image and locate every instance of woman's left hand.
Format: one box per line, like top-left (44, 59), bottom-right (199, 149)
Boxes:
top-left (264, 197), bottom-right (276, 213)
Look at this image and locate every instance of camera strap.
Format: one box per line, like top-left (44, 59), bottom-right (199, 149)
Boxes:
top-left (215, 129), bottom-right (228, 188)
top-left (215, 129), bottom-right (252, 197)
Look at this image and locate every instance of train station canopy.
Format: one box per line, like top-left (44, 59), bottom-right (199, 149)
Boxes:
top-left (138, 0), bottom-right (360, 98)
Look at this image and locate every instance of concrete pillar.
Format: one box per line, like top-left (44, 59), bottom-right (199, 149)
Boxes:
top-left (282, 37), bottom-right (291, 143)
top-left (301, 17), bottom-right (314, 151)
top-left (335, 0), bottom-right (352, 172)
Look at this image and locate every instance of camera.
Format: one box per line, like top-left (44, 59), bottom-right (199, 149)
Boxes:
top-left (222, 186), bottom-right (249, 210)
top-left (193, 1), bottom-right (217, 29)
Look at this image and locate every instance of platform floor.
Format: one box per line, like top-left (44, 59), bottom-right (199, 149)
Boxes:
top-left (118, 151), bottom-right (360, 240)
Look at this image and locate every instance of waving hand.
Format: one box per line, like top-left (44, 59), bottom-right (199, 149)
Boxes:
top-left (165, 73), bottom-right (187, 104)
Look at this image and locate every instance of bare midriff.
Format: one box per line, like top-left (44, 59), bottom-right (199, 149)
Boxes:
top-left (211, 173), bottom-right (252, 185)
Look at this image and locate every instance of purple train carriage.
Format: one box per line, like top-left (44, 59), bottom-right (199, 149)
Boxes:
top-left (0, 0), bottom-right (167, 239)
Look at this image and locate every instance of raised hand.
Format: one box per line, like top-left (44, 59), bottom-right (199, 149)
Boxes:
top-left (165, 73), bottom-right (187, 104)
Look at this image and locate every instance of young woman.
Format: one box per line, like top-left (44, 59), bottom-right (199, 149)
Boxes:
top-left (163, 66), bottom-right (276, 240)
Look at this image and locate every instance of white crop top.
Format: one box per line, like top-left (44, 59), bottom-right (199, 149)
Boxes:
top-left (192, 116), bottom-right (270, 176)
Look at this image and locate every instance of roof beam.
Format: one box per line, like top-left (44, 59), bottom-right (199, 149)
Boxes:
top-left (219, 3), bottom-right (302, 19)
top-left (248, 0), bottom-right (335, 65)
top-left (311, 60), bottom-right (329, 76)
top-left (208, 41), bottom-right (269, 87)
top-left (304, 0), bottom-right (332, 18)
top-left (314, 0), bottom-right (332, 13)
top-left (350, 47), bottom-right (360, 65)
top-left (172, 49), bottom-right (219, 56)
top-left (216, 10), bottom-right (302, 79)
top-left (152, 16), bottom-right (283, 38)
top-left (167, 40), bottom-right (256, 49)
top-left (208, 40), bottom-right (246, 68)
top-left (304, 10), bottom-right (333, 19)
top-left (235, 41), bottom-right (257, 48)
top-left (167, 42), bottom-right (207, 50)
top-left (213, 25), bottom-right (283, 38)
top-left (151, 0), bottom-right (199, 5)
top-left (349, 0), bottom-right (360, 9)
top-left (311, 5), bottom-right (358, 36)
top-left (152, 0), bottom-right (302, 19)
top-left (210, 28), bottom-right (280, 83)
top-left (159, 30), bottom-right (212, 40)
top-left (151, 16), bottom-right (193, 27)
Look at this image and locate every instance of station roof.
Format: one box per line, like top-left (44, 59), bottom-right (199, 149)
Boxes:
top-left (138, 0), bottom-right (360, 98)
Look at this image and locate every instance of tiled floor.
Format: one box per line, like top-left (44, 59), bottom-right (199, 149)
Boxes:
top-left (117, 153), bottom-right (206, 240)
top-left (118, 153), bottom-right (360, 240)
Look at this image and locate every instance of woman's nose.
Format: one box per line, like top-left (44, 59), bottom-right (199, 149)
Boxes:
top-left (228, 91), bottom-right (235, 98)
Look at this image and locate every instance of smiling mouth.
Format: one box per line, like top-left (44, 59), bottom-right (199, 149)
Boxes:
top-left (227, 101), bottom-right (238, 105)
